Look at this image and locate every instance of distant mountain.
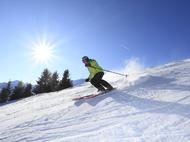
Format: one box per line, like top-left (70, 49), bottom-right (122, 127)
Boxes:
top-left (73, 79), bottom-right (85, 86)
top-left (0, 80), bottom-right (25, 90)
top-left (0, 79), bottom-right (85, 91)
top-left (0, 82), bottom-right (7, 89)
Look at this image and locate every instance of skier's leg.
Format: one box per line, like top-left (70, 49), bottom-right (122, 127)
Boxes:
top-left (99, 79), bottom-right (113, 90)
top-left (90, 72), bottom-right (105, 91)
top-left (90, 79), bottom-right (105, 91)
top-left (95, 72), bottom-right (113, 90)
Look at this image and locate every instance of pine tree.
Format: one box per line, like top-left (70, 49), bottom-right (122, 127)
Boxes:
top-left (59, 69), bottom-right (73, 90)
top-left (10, 81), bottom-right (25, 101)
top-left (50, 71), bottom-right (59, 91)
top-left (23, 83), bottom-right (33, 98)
top-left (0, 81), bottom-right (11, 103)
top-left (7, 81), bottom-right (11, 93)
top-left (35, 68), bottom-right (52, 93)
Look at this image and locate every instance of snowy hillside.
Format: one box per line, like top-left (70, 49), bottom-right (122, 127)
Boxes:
top-left (0, 59), bottom-right (190, 142)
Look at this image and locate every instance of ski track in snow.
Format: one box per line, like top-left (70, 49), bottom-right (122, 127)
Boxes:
top-left (1, 59), bottom-right (190, 142)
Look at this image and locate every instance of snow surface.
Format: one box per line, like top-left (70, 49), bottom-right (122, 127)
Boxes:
top-left (0, 59), bottom-right (190, 142)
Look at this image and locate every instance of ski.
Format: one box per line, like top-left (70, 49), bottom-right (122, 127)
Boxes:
top-left (73, 88), bottom-right (116, 101)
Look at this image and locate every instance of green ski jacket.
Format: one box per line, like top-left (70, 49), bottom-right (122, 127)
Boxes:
top-left (86, 59), bottom-right (103, 80)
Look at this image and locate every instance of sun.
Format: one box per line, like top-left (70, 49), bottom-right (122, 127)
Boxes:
top-left (31, 36), bottom-right (56, 65)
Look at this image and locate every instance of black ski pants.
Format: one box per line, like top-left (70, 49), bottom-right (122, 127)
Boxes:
top-left (90, 72), bottom-right (113, 91)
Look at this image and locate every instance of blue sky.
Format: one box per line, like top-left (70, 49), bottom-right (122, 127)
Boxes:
top-left (0, 0), bottom-right (190, 84)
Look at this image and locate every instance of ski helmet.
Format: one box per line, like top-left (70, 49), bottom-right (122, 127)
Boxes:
top-left (82, 56), bottom-right (89, 62)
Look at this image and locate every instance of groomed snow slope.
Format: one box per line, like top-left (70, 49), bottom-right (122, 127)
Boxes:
top-left (0, 59), bottom-right (190, 142)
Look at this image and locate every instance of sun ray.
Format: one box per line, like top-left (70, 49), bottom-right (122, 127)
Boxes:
top-left (30, 35), bottom-right (57, 65)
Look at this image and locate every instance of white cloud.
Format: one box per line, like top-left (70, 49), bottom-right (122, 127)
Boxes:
top-left (122, 45), bottom-right (130, 51)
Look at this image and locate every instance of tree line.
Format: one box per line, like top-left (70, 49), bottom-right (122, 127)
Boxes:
top-left (0, 69), bottom-right (73, 104)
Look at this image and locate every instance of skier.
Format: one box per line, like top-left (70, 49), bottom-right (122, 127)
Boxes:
top-left (82, 56), bottom-right (114, 92)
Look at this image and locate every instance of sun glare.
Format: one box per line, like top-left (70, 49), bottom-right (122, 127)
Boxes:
top-left (31, 36), bottom-right (56, 65)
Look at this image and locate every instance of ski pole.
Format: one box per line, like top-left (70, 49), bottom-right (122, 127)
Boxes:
top-left (90, 66), bottom-right (128, 77)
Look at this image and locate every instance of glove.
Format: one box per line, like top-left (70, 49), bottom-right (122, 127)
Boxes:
top-left (85, 78), bottom-right (89, 82)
